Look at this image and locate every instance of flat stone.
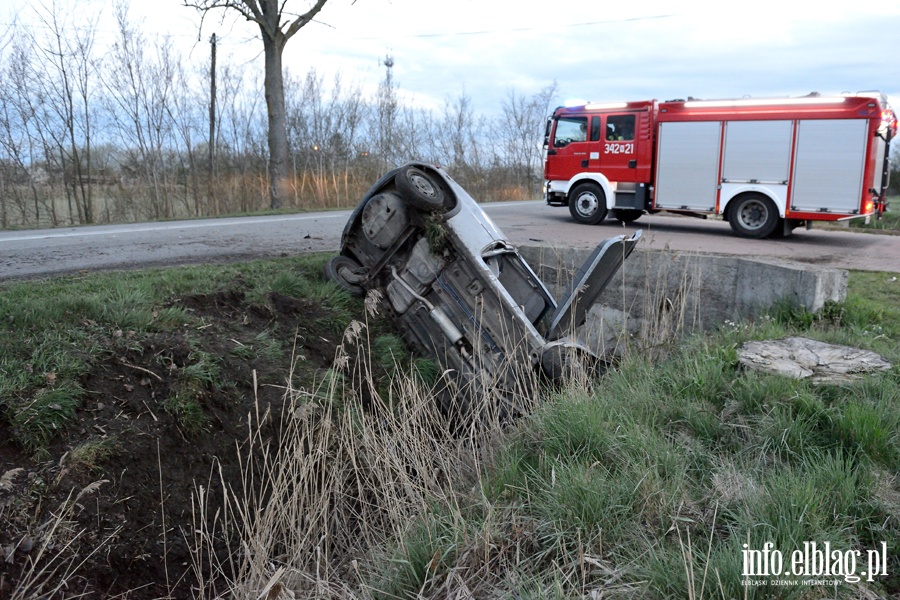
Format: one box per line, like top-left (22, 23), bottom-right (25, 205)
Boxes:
top-left (738, 337), bottom-right (891, 383)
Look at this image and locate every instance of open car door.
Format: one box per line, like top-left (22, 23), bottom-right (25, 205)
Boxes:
top-left (544, 230), bottom-right (642, 340)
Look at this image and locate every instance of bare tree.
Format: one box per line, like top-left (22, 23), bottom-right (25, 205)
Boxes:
top-left (168, 59), bottom-right (206, 216)
top-left (184, 0), bottom-right (331, 209)
top-left (287, 69), bottom-right (365, 206)
top-left (391, 105), bottom-right (434, 166)
top-left (498, 82), bottom-right (557, 196)
top-left (0, 13), bottom-right (12, 60)
top-left (0, 31), bottom-right (63, 226)
top-left (217, 62), bottom-right (267, 213)
top-left (435, 92), bottom-right (480, 169)
top-left (104, 2), bottom-right (179, 220)
top-left (33, 0), bottom-right (99, 223)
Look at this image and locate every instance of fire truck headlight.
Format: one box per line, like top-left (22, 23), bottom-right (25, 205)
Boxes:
top-left (865, 200), bottom-right (875, 214)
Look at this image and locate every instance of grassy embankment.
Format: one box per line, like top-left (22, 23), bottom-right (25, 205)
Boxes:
top-left (0, 256), bottom-right (416, 598)
top-left (0, 256), bottom-right (362, 454)
top-left (374, 272), bottom-right (900, 598)
top-left (0, 258), bottom-right (898, 598)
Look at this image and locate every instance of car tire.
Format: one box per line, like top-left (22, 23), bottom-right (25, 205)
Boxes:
top-left (612, 208), bottom-right (642, 224)
top-left (324, 255), bottom-right (366, 296)
top-left (540, 344), bottom-right (608, 382)
top-left (394, 166), bottom-right (446, 212)
top-left (568, 182), bottom-right (607, 224)
top-left (727, 194), bottom-right (779, 238)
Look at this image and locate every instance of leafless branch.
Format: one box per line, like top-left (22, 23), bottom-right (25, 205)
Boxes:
top-left (283, 0), bottom-right (328, 41)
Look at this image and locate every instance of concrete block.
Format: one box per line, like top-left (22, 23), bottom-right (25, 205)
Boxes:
top-left (521, 245), bottom-right (848, 339)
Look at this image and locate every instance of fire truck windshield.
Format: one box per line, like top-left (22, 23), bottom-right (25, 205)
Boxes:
top-left (552, 116), bottom-right (587, 147)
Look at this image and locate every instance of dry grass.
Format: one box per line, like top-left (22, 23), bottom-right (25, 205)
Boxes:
top-left (2, 172), bottom-right (538, 229)
top-left (186, 295), bottom-right (557, 598)
top-left (4, 481), bottom-right (120, 600)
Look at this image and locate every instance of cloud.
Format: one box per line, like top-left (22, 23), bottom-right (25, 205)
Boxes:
top-left (4, 0), bottom-right (897, 116)
top-left (282, 2), bottom-right (900, 115)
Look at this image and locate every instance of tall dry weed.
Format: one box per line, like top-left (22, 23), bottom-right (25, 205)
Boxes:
top-left (188, 297), bottom-right (557, 598)
top-left (6, 481), bottom-right (120, 600)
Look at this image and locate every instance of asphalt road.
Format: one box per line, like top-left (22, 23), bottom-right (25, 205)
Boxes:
top-left (1, 201), bottom-right (898, 281)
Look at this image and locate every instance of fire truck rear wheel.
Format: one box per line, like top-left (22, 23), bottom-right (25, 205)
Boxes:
top-left (728, 194), bottom-right (779, 238)
top-left (612, 209), bottom-right (643, 224)
top-left (568, 183), bottom-right (608, 224)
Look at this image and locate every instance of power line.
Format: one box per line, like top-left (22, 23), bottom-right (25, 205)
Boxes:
top-left (352, 13), bottom-right (677, 40)
top-left (0, 11), bottom-right (681, 65)
top-left (0, 13), bottom-right (678, 41)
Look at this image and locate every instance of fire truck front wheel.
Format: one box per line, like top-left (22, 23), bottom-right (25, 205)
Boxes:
top-left (728, 194), bottom-right (779, 238)
top-left (568, 183), bottom-right (608, 224)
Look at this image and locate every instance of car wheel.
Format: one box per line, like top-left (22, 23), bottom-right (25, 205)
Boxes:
top-left (727, 194), bottom-right (779, 238)
top-left (612, 208), bottom-right (642, 224)
top-left (324, 255), bottom-right (366, 296)
top-left (394, 166), bottom-right (446, 212)
top-left (568, 182), bottom-right (607, 224)
top-left (540, 344), bottom-right (607, 382)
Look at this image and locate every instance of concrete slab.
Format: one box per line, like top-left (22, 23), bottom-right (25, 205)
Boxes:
top-left (521, 245), bottom-right (848, 353)
top-left (738, 337), bottom-right (890, 383)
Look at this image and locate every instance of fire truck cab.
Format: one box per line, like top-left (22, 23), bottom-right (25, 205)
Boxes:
top-left (543, 93), bottom-right (897, 238)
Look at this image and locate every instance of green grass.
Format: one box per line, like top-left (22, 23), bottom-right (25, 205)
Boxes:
top-left (849, 198), bottom-right (900, 232)
top-left (228, 329), bottom-right (283, 362)
top-left (3, 252), bottom-right (899, 597)
top-left (9, 381), bottom-right (83, 456)
top-left (372, 271), bottom-right (900, 598)
top-left (372, 334), bottom-right (408, 373)
top-left (0, 254), bottom-right (354, 455)
top-left (65, 437), bottom-right (120, 472)
top-left (163, 348), bottom-right (227, 435)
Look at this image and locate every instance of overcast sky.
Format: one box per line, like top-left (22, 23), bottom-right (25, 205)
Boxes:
top-left (4, 0), bottom-right (900, 117)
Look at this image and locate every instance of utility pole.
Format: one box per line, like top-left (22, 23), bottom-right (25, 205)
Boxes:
top-left (208, 33), bottom-right (217, 214)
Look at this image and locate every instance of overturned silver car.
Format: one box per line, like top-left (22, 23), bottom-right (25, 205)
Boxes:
top-left (326, 162), bottom-right (640, 410)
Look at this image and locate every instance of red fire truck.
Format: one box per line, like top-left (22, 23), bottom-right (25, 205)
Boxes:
top-left (543, 93), bottom-right (897, 237)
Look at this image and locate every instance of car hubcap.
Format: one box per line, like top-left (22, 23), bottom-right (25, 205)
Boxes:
top-left (410, 173), bottom-right (437, 197)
